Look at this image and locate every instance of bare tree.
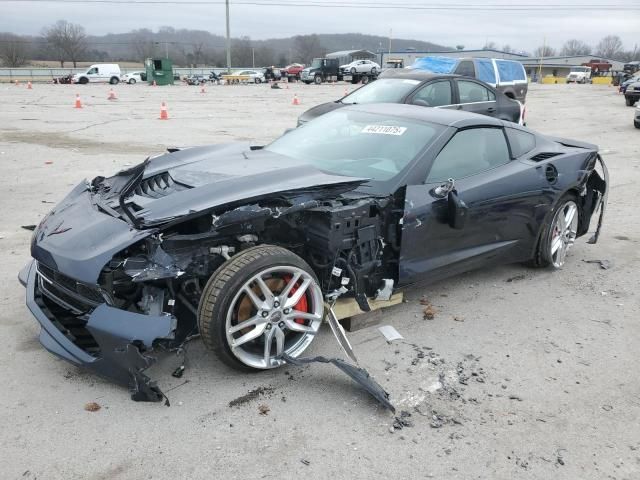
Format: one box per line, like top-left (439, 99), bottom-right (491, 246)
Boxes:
top-left (0, 33), bottom-right (30, 67)
top-left (42, 20), bottom-right (87, 67)
top-left (455, 44), bottom-right (465, 51)
top-left (293, 35), bottom-right (326, 63)
top-left (131, 29), bottom-right (156, 62)
top-left (483, 41), bottom-right (497, 50)
top-left (560, 39), bottom-right (591, 56)
top-left (534, 45), bottom-right (556, 57)
top-left (502, 45), bottom-right (514, 53)
top-left (232, 36), bottom-right (253, 67)
top-left (595, 35), bottom-right (623, 59)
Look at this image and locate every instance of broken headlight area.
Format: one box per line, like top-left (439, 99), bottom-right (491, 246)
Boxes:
top-left (25, 187), bottom-right (403, 408)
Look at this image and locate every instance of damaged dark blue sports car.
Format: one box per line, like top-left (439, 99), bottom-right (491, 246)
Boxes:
top-left (19, 104), bottom-right (608, 403)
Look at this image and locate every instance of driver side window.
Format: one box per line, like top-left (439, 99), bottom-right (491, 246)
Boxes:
top-left (411, 81), bottom-right (452, 107)
top-left (426, 128), bottom-right (510, 182)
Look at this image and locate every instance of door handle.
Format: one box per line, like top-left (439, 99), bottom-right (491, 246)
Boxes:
top-left (487, 107), bottom-right (496, 113)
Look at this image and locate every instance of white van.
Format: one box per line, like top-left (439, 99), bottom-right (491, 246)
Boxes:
top-left (72, 64), bottom-right (122, 85)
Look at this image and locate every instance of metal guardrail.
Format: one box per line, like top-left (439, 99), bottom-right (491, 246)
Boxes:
top-left (0, 67), bottom-right (255, 81)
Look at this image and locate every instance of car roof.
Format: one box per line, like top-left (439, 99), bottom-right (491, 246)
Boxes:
top-left (343, 103), bottom-right (504, 128)
top-left (378, 68), bottom-right (459, 81)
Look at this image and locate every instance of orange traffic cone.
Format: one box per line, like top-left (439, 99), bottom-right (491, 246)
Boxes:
top-left (152, 80), bottom-right (157, 87)
top-left (27, 81), bottom-right (32, 90)
top-left (14, 79), bottom-right (19, 86)
top-left (107, 88), bottom-right (117, 100)
top-left (343, 87), bottom-right (348, 96)
top-left (74, 94), bottom-right (82, 109)
top-left (200, 85), bottom-right (206, 94)
top-left (292, 94), bottom-right (300, 105)
top-left (159, 101), bottom-right (168, 120)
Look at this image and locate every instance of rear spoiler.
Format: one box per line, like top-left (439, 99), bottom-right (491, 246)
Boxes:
top-left (546, 136), bottom-right (598, 150)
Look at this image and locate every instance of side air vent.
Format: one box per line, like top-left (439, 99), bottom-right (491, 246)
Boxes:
top-left (530, 152), bottom-right (562, 162)
top-left (133, 172), bottom-right (188, 199)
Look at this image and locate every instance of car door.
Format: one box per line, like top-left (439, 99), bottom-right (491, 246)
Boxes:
top-left (406, 80), bottom-right (456, 109)
top-left (399, 126), bottom-right (546, 286)
top-left (455, 79), bottom-right (498, 118)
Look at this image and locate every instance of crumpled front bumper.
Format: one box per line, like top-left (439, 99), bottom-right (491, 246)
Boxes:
top-left (20, 260), bottom-right (176, 402)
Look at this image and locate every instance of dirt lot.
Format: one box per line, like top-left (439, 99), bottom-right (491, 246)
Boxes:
top-left (0, 81), bottom-right (638, 480)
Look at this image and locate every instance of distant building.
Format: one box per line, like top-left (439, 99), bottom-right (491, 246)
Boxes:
top-left (519, 55), bottom-right (625, 79)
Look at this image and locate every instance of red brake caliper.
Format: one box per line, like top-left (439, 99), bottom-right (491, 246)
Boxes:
top-left (283, 275), bottom-right (308, 324)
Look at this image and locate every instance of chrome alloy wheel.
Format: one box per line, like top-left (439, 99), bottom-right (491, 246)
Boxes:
top-left (225, 266), bottom-right (324, 369)
top-left (550, 200), bottom-right (579, 268)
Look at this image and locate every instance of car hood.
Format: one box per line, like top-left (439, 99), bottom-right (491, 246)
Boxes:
top-left (105, 143), bottom-right (366, 225)
top-left (32, 143), bottom-right (366, 283)
top-left (298, 101), bottom-right (345, 124)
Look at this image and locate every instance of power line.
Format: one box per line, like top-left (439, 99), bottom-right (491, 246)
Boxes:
top-left (0, 0), bottom-right (638, 10)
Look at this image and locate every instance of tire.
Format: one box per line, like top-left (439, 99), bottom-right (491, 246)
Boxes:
top-left (530, 193), bottom-right (579, 269)
top-left (109, 77), bottom-right (119, 85)
top-left (350, 67), bottom-right (357, 75)
top-left (128, 78), bottom-right (136, 84)
top-left (254, 78), bottom-right (261, 84)
top-left (626, 96), bottom-right (636, 106)
top-left (635, 120), bottom-right (640, 129)
top-left (303, 81), bottom-right (311, 85)
top-left (198, 245), bottom-right (324, 371)
top-left (361, 75), bottom-right (369, 84)
top-left (79, 77), bottom-right (88, 85)
top-left (371, 67), bottom-right (377, 74)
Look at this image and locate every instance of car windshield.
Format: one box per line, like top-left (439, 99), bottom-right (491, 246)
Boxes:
top-left (341, 78), bottom-right (421, 105)
top-left (265, 109), bottom-right (441, 182)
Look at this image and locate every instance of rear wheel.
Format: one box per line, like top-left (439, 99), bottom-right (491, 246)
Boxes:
top-left (109, 77), bottom-right (119, 85)
top-left (634, 120), bottom-right (640, 129)
top-left (626, 96), bottom-right (636, 106)
top-left (128, 78), bottom-right (136, 84)
top-left (531, 194), bottom-right (579, 269)
top-left (198, 245), bottom-right (324, 371)
top-left (371, 67), bottom-right (377, 74)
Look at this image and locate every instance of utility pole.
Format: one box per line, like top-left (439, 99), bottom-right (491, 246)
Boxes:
top-left (537, 36), bottom-right (546, 84)
top-left (225, 0), bottom-right (231, 73)
top-left (252, 47), bottom-right (255, 68)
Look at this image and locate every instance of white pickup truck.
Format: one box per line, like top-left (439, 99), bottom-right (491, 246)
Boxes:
top-left (566, 66), bottom-right (592, 84)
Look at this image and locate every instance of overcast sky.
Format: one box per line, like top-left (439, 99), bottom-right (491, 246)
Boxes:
top-left (1, 0), bottom-right (638, 53)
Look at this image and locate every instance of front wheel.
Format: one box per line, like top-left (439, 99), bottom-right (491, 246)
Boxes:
top-left (626, 96), bottom-right (636, 106)
top-left (254, 78), bottom-right (261, 84)
top-left (198, 245), bottom-right (324, 371)
top-left (531, 194), bottom-right (579, 269)
top-left (109, 77), bottom-right (119, 85)
top-left (350, 67), bottom-right (357, 75)
top-left (79, 77), bottom-right (88, 85)
top-left (634, 120), bottom-right (640, 129)
top-left (371, 67), bottom-right (377, 74)
top-left (128, 78), bottom-right (136, 84)
top-left (314, 75), bottom-right (322, 85)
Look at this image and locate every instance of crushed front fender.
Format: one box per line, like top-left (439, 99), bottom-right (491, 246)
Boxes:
top-left (22, 260), bottom-right (176, 403)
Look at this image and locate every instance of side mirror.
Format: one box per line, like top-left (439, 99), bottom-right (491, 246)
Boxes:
top-left (447, 190), bottom-right (468, 229)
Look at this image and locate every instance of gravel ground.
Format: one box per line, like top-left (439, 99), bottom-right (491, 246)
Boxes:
top-left (0, 81), bottom-right (638, 480)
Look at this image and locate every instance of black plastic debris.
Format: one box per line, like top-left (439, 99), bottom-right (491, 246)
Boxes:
top-left (172, 365), bottom-right (185, 378)
top-left (21, 225), bottom-right (36, 231)
top-left (282, 353), bottom-right (395, 412)
top-left (584, 259), bottom-right (613, 270)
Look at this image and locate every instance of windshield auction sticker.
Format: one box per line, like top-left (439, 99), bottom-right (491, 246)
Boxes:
top-left (362, 125), bottom-right (407, 135)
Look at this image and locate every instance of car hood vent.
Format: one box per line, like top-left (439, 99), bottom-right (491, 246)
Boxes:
top-left (133, 172), bottom-right (189, 199)
top-left (530, 152), bottom-right (562, 162)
